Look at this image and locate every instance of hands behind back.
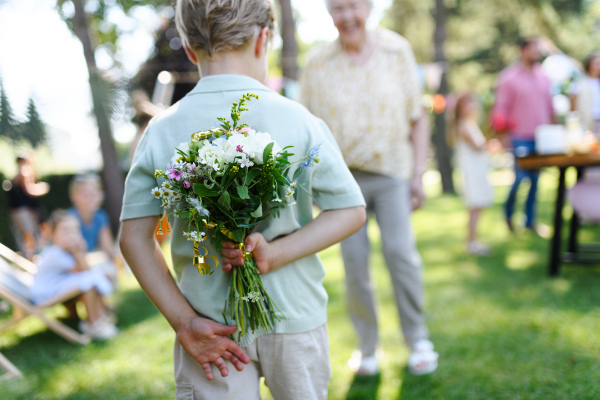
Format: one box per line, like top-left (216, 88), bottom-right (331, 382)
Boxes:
top-left (220, 232), bottom-right (272, 274)
top-left (176, 316), bottom-right (250, 380)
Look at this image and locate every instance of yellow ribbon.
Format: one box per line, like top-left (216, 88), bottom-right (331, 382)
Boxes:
top-left (235, 242), bottom-right (253, 261)
top-left (193, 242), bottom-right (219, 274)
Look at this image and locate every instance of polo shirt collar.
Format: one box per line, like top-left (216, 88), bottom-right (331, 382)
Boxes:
top-left (188, 74), bottom-right (271, 95)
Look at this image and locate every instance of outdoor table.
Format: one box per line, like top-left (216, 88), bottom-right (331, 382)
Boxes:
top-left (517, 152), bottom-right (600, 276)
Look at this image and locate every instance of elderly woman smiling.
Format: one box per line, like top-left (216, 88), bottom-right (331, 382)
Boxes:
top-left (299, 0), bottom-right (438, 376)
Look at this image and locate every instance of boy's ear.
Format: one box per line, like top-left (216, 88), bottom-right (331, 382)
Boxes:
top-left (254, 27), bottom-right (270, 58)
top-left (184, 43), bottom-right (199, 65)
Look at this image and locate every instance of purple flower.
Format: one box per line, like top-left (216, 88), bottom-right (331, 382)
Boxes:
top-left (187, 163), bottom-right (196, 173)
top-left (301, 145), bottom-right (320, 171)
top-left (236, 145), bottom-right (244, 152)
top-left (167, 168), bottom-right (184, 181)
top-left (183, 180), bottom-right (191, 188)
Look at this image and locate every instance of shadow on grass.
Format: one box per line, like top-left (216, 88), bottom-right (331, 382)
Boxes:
top-left (345, 372), bottom-right (381, 400)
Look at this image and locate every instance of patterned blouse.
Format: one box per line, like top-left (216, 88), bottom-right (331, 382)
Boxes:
top-left (299, 28), bottom-right (423, 181)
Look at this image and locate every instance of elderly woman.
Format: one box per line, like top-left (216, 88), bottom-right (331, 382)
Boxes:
top-left (300, 0), bottom-right (438, 375)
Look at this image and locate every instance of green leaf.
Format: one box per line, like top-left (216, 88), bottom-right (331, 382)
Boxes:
top-left (236, 185), bottom-right (250, 199)
top-left (293, 167), bottom-right (303, 181)
top-left (250, 202), bottom-right (263, 218)
top-left (218, 191), bottom-right (231, 210)
top-left (245, 168), bottom-right (262, 185)
top-left (194, 183), bottom-right (220, 197)
top-left (272, 169), bottom-right (287, 184)
top-left (262, 142), bottom-right (275, 165)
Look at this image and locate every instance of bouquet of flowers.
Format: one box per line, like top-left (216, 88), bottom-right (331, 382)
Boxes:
top-left (152, 93), bottom-right (319, 341)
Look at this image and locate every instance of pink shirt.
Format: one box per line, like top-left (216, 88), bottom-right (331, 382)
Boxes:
top-left (492, 63), bottom-right (554, 140)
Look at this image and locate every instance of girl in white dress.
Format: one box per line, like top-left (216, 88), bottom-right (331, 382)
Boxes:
top-left (452, 92), bottom-right (494, 255)
top-left (31, 210), bottom-right (118, 340)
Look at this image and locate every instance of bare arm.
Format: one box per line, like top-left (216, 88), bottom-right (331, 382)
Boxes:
top-left (98, 226), bottom-right (117, 259)
top-left (222, 206), bottom-right (366, 273)
top-left (459, 125), bottom-right (486, 151)
top-left (409, 112), bottom-right (430, 211)
top-left (119, 216), bottom-right (250, 380)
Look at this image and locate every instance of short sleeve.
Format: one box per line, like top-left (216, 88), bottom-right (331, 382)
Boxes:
top-left (401, 44), bottom-right (423, 123)
top-left (120, 129), bottom-right (163, 221)
top-left (310, 119), bottom-right (365, 210)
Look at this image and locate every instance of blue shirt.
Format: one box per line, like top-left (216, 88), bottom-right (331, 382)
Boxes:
top-left (68, 208), bottom-right (109, 252)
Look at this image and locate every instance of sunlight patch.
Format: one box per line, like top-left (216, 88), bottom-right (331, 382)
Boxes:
top-left (506, 250), bottom-right (539, 270)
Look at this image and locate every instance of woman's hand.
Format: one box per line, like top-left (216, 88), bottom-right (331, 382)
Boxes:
top-left (220, 232), bottom-right (272, 274)
top-left (411, 175), bottom-right (426, 211)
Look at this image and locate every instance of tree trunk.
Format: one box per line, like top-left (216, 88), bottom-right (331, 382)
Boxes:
top-left (73, 0), bottom-right (124, 234)
top-left (278, 0), bottom-right (298, 87)
top-left (432, 0), bottom-right (455, 193)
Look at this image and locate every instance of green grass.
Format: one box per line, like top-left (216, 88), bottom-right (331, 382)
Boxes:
top-left (2, 168), bottom-right (600, 399)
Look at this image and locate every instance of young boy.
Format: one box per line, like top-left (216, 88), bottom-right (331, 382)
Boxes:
top-left (119, 1), bottom-right (366, 399)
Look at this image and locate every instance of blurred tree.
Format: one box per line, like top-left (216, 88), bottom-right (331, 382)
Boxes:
top-left (279, 0), bottom-right (298, 84)
top-left (0, 80), bottom-right (20, 146)
top-left (70, 0), bottom-right (124, 234)
top-left (431, 0), bottom-right (454, 193)
top-left (57, 0), bottom-right (171, 233)
top-left (23, 98), bottom-right (47, 149)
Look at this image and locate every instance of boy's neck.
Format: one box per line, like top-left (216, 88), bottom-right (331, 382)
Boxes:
top-left (198, 49), bottom-right (266, 83)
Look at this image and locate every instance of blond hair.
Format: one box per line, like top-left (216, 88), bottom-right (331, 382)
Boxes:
top-left (175, 0), bottom-right (276, 58)
top-left (69, 173), bottom-right (102, 196)
top-left (46, 209), bottom-right (78, 233)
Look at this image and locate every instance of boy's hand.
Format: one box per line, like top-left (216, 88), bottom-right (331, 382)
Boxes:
top-left (176, 316), bottom-right (250, 380)
top-left (221, 232), bottom-right (272, 274)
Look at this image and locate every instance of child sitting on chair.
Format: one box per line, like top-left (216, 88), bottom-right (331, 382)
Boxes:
top-left (30, 210), bottom-right (117, 340)
top-left (68, 174), bottom-right (120, 282)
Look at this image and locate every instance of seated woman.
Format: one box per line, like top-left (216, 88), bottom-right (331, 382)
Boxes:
top-left (30, 210), bottom-right (117, 340)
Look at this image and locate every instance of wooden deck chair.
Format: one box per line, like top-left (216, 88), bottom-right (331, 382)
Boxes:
top-left (0, 351), bottom-right (23, 380)
top-left (0, 243), bottom-right (91, 346)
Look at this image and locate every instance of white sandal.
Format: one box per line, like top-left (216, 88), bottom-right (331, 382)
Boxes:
top-left (408, 339), bottom-right (439, 375)
top-left (348, 350), bottom-right (379, 376)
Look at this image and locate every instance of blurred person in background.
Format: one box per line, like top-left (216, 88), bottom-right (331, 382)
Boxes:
top-left (7, 155), bottom-right (49, 259)
top-left (491, 37), bottom-right (554, 234)
top-left (31, 210), bottom-right (117, 340)
top-left (568, 52), bottom-right (600, 223)
top-left (68, 174), bottom-right (119, 283)
top-left (299, 0), bottom-right (438, 376)
top-left (450, 92), bottom-right (494, 256)
top-left (571, 52), bottom-right (600, 135)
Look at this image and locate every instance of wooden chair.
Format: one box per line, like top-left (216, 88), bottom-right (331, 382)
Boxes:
top-left (0, 243), bottom-right (91, 377)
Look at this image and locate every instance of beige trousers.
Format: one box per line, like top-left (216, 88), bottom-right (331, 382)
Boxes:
top-left (341, 170), bottom-right (429, 356)
top-left (174, 324), bottom-right (330, 400)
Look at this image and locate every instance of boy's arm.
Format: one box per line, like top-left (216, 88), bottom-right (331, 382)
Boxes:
top-left (221, 206), bottom-right (366, 273)
top-left (119, 216), bottom-right (250, 380)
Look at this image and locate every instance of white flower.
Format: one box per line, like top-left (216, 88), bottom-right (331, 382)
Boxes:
top-left (238, 153), bottom-right (253, 168)
top-left (187, 198), bottom-right (210, 217)
top-left (241, 291), bottom-right (261, 303)
top-left (196, 142), bottom-right (226, 175)
top-left (151, 187), bottom-right (162, 199)
top-left (183, 230), bottom-right (206, 242)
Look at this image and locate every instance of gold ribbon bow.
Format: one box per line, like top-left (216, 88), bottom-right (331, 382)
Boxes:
top-left (193, 242), bottom-right (219, 274)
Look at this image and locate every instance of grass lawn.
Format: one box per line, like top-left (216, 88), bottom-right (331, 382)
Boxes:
top-left (1, 168), bottom-right (600, 399)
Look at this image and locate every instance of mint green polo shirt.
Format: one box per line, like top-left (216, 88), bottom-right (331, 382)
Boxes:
top-left (121, 74), bottom-right (365, 347)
